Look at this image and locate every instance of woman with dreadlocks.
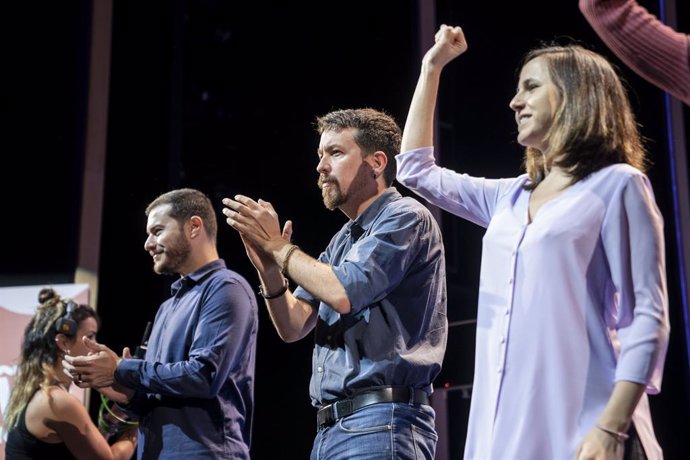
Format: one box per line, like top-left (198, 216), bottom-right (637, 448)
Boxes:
top-left (3, 287), bottom-right (137, 459)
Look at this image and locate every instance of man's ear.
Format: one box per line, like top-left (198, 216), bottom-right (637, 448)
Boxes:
top-left (370, 151), bottom-right (388, 178)
top-left (188, 216), bottom-right (203, 239)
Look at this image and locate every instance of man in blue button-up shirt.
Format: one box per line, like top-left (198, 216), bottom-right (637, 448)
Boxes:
top-left (222, 108), bottom-right (447, 460)
top-left (65, 188), bottom-right (258, 459)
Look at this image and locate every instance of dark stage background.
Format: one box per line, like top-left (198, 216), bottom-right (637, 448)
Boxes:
top-left (2, 1), bottom-right (689, 458)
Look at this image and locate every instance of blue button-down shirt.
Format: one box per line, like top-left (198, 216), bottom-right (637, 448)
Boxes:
top-left (293, 188), bottom-right (448, 406)
top-left (116, 259), bottom-right (258, 459)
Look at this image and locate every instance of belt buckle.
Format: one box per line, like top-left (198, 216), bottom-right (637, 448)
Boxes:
top-left (333, 399), bottom-right (353, 421)
top-left (317, 398), bottom-right (355, 431)
top-left (317, 404), bottom-right (332, 429)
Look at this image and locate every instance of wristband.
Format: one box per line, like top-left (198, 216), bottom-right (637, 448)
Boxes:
top-left (596, 424), bottom-right (630, 443)
top-left (280, 244), bottom-right (299, 276)
top-left (258, 277), bottom-right (289, 299)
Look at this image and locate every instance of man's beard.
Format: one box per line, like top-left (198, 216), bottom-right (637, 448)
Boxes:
top-left (318, 162), bottom-right (376, 211)
top-left (319, 177), bottom-right (344, 210)
top-left (154, 231), bottom-right (191, 275)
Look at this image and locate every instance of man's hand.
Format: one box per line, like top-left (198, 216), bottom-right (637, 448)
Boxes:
top-left (63, 337), bottom-right (121, 388)
top-left (222, 195), bottom-right (293, 270)
top-left (97, 347), bottom-right (136, 403)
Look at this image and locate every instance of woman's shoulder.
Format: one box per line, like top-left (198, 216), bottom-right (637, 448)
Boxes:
top-left (24, 386), bottom-right (80, 442)
top-left (581, 164), bottom-right (656, 202)
top-left (583, 163), bottom-right (649, 189)
top-left (594, 163), bottom-right (647, 179)
top-left (28, 385), bottom-right (87, 422)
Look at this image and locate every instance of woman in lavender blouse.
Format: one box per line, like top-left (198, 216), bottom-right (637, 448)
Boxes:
top-left (396, 25), bottom-right (670, 460)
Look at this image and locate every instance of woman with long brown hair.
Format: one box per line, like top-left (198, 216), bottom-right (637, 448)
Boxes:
top-left (397, 24), bottom-right (669, 460)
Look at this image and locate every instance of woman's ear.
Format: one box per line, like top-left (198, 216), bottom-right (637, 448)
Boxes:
top-left (55, 333), bottom-right (71, 355)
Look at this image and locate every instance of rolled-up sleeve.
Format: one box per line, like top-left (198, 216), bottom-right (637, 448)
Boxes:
top-left (331, 208), bottom-right (425, 314)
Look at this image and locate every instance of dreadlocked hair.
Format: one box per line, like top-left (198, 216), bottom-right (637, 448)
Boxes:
top-left (2, 288), bottom-right (93, 435)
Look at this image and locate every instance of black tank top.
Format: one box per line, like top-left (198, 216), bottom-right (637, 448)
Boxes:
top-left (4, 404), bottom-right (75, 459)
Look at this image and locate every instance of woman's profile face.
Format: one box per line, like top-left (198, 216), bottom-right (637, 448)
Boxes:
top-left (509, 56), bottom-right (559, 153)
top-left (66, 317), bottom-right (99, 357)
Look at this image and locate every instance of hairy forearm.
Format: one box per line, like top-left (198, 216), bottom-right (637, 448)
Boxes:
top-left (279, 247), bottom-right (351, 314)
top-left (255, 265), bottom-right (317, 342)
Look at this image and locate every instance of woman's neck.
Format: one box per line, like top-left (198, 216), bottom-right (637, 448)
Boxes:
top-left (53, 379), bottom-right (70, 391)
top-left (53, 363), bottom-right (72, 391)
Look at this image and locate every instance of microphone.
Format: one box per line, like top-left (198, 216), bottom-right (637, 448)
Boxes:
top-left (133, 321), bottom-right (152, 359)
top-left (97, 321), bottom-right (152, 440)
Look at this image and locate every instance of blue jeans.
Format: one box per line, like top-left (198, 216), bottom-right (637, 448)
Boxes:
top-left (310, 402), bottom-right (437, 460)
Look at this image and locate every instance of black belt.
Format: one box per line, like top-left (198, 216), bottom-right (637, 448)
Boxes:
top-left (316, 386), bottom-right (429, 430)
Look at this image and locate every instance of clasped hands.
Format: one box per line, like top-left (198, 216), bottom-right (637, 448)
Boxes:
top-left (62, 337), bottom-right (129, 388)
top-left (221, 195), bottom-right (293, 268)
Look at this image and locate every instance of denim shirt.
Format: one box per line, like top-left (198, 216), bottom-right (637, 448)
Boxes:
top-left (116, 259), bottom-right (258, 459)
top-left (293, 188), bottom-right (448, 407)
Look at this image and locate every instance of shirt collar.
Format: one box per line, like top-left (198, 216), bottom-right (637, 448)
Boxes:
top-left (171, 259), bottom-right (226, 295)
top-left (348, 187), bottom-right (401, 240)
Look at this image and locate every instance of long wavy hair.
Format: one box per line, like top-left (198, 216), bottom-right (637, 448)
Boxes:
top-left (2, 288), bottom-right (100, 434)
top-left (519, 44), bottom-right (648, 190)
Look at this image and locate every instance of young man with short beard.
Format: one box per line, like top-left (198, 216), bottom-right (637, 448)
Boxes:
top-left (65, 188), bottom-right (258, 459)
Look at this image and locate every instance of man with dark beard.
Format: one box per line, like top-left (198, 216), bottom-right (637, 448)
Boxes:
top-left (64, 188), bottom-right (258, 459)
top-left (222, 108), bottom-right (447, 460)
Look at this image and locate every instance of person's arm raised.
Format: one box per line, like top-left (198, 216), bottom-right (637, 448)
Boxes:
top-left (400, 24), bottom-right (468, 154)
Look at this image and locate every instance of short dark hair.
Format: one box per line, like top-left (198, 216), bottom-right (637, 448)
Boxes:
top-left (145, 188), bottom-right (218, 242)
top-left (316, 108), bottom-right (401, 186)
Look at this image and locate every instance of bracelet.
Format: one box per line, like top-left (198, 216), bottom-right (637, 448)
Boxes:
top-left (280, 244), bottom-right (300, 276)
top-left (596, 424), bottom-right (630, 443)
top-left (258, 276), bottom-right (289, 299)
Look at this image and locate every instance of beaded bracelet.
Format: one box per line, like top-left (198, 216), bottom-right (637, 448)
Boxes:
top-left (258, 276), bottom-right (289, 300)
top-left (596, 424), bottom-right (630, 443)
